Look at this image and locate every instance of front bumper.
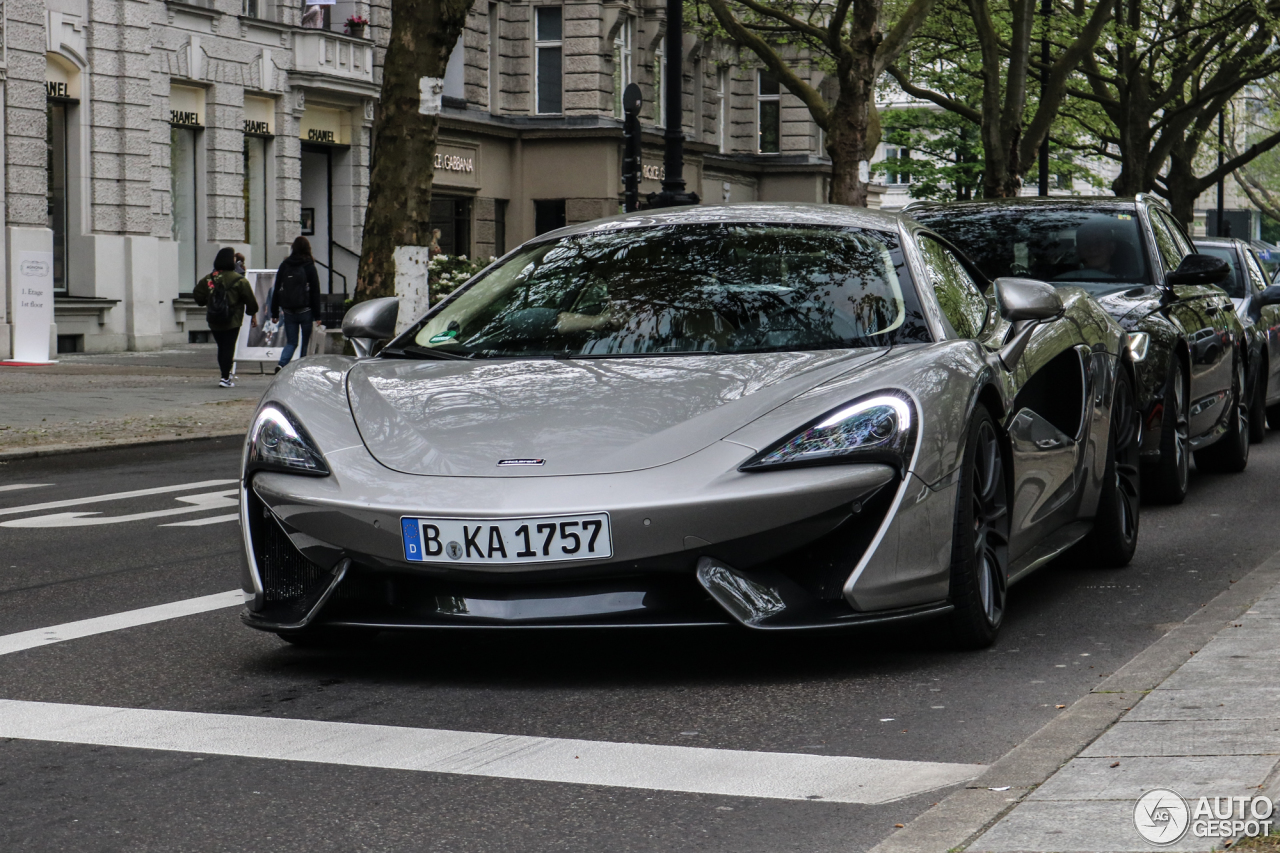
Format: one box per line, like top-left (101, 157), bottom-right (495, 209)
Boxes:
top-left (240, 440), bottom-right (946, 632)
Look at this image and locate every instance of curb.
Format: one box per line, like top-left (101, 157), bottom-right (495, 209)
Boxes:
top-left (869, 547), bottom-right (1280, 853)
top-left (0, 430), bottom-right (247, 462)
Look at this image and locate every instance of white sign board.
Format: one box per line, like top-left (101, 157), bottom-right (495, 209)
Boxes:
top-left (233, 269), bottom-right (323, 368)
top-left (7, 251), bottom-right (55, 364)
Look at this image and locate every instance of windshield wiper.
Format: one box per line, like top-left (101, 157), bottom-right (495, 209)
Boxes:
top-left (389, 345), bottom-right (470, 360)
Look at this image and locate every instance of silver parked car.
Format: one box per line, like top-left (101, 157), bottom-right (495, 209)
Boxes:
top-left (238, 204), bottom-right (1139, 649)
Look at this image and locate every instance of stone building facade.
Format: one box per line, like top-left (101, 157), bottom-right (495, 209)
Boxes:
top-left (0, 0), bottom-right (845, 356)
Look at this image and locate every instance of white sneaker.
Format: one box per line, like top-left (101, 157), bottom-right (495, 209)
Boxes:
top-left (219, 378), bottom-right (235, 387)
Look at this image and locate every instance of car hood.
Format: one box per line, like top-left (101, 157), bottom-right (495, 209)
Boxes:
top-left (1093, 287), bottom-right (1163, 328)
top-left (347, 350), bottom-right (889, 476)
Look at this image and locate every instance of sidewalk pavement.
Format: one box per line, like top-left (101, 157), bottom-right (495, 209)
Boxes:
top-left (967, 576), bottom-right (1280, 852)
top-left (0, 344), bottom-right (273, 457)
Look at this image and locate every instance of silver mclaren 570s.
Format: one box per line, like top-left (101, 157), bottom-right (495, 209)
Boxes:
top-left (238, 203), bottom-right (1140, 649)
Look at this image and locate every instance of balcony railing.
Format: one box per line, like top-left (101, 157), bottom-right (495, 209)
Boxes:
top-left (293, 30), bottom-right (373, 85)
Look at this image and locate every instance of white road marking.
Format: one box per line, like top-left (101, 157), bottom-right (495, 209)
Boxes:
top-left (159, 513), bottom-right (240, 528)
top-left (0, 484), bottom-right (53, 493)
top-left (2, 490), bottom-right (238, 528)
top-left (0, 480), bottom-right (236, 518)
top-left (0, 590), bottom-right (244, 656)
top-left (0, 699), bottom-right (985, 804)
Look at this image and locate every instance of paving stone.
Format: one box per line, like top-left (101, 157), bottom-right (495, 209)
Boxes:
top-left (1082, 719), bottom-right (1280, 757)
top-left (1029, 755), bottom-right (1278, 801)
top-left (1126, 687), bottom-right (1280, 721)
top-left (969, 800), bottom-right (1219, 852)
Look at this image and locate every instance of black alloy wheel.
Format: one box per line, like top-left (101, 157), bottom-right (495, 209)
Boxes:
top-left (1072, 367), bottom-right (1140, 567)
top-left (1144, 359), bottom-right (1190, 504)
top-left (1249, 365), bottom-right (1267, 443)
top-left (1197, 355), bottom-right (1250, 473)
top-left (948, 407), bottom-right (1011, 649)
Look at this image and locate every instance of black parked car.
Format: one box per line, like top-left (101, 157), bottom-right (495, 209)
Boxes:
top-left (908, 195), bottom-right (1257, 504)
top-left (1195, 236), bottom-right (1280, 441)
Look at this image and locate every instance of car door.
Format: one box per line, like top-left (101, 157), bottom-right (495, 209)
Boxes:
top-left (1243, 248), bottom-right (1280, 404)
top-left (1148, 209), bottom-right (1232, 437)
top-left (917, 236), bottom-right (1088, 561)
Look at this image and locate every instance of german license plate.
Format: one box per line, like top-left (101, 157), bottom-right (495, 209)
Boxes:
top-left (401, 513), bottom-right (613, 564)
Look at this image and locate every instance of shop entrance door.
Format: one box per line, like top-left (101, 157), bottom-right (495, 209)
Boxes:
top-left (300, 145), bottom-right (332, 288)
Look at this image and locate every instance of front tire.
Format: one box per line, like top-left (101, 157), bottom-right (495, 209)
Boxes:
top-left (947, 407), bottom-right (1011, 650)
top-left (1143, 359), bottom-right (1189, 504)
top-left (1197, 355), bottom-right (1250, 473)
top-left (1072, 367), bottom-right (1140, 568)
top-left (1249, 363), bottom-right (1267, 443)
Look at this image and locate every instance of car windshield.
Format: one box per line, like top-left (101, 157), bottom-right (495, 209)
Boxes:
top-left (1195, 246), bottom-right (1245, 298)
top-left (912, 206), bottom-right (1152, 295)
top-left (390, 223), bottom-right (930, 358)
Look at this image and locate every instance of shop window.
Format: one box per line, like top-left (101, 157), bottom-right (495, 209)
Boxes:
top-left (534, 199), bottom-right (566, 235)
top-left (612, 19), bottom-right (632, 118)
top-left (243, 137), bottom-right (269, 267)
top-left (757, 70), bottom-right (780, 154)
top-left (495, 199), bottom-right (507, 256)
top-left (535, 7), bottom-right (562, 115)
top-left (47, 102), bottom-right (69, 293)
top-left (171, 127), bottom-right (199, 292)
top-left (430, 196), bottom-right (473, 257)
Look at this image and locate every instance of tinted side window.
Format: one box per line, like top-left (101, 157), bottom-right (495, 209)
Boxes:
top-left (1245, 251), bottom-right (1269, 294)
top-left (920, 237), bottom-right (988, 339)
top-left (1148, 212), bottom-right (1186, 273)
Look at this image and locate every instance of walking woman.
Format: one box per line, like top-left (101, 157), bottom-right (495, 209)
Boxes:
top-left (271, 236), bottom-right (322, 372)
top-left (193, 247), bottom-right (258, 387)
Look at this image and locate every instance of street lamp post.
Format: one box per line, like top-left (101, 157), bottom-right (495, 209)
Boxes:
top-left (647, 0), bottom-right (700, 209)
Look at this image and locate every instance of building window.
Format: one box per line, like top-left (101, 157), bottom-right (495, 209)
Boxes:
top-left (243, 137), bottom-right (268, 267)
top-left (612, 19), bottom-right (632, 118)
top-left (716, 68), bottom-right (728, 153)
top-left (242, 0), bottom-right (260, 17)
top-left (444, 34), bottom-right (465, 103)
top-left (653, 44), bottom-right (665, 126)
top-left (429, 196), bottom-right (472, 257)
top-left (535, 7), bottom-right (563, 115)
top-left (299, 0), bottom-right (327, 29)
top-left (48, 102), bottom-right (69, 293)
top-left (489, 3), bottom-right (500, 114)
top-left (884, 146), bottom-right (910, 185)
top-left (757, 70), bottom-right (780, 154)
top-left (534, 199), bottom-right (566, 235)
top-left (495, 199), bottom-right (507, 256)
top-left (171, 127), bottom-right (200, 291)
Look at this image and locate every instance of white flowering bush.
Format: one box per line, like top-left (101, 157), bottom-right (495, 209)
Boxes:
top-left (429, 253), bottom-right (494, 302)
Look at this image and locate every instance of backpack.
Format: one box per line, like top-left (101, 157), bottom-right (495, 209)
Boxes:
top-left (205, 276), bottom-right (233, 326)
top-left (277, 262), bottom-right (310, 311)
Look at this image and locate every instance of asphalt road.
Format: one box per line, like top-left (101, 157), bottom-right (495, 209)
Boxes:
top-left (0, 436), bottom-right (1277, 852)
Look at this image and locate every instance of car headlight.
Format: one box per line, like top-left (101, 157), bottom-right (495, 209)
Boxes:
top-left (1127, 331), bottom-right (1151, 362)
top-left (740, 393), bottom-right (916, 472)
top-left (245, 404), bottom-right (330, 476)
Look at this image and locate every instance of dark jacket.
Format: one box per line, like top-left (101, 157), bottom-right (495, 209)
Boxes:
top-left (271, 254), bottom-right (322, 318)
top-left (193, 270), bottom-right (259, 332)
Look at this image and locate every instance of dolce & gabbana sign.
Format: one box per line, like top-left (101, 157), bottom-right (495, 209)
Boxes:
top-left (433, 143), bottom-right (478, 187)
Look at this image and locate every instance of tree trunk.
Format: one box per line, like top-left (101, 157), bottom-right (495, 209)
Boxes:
top-left (825, 88), bottom-right (876, 206)
top-left (1162, 153), bottom-right (1199, 228)
top-left (356, 0), bottom-right (472, 300)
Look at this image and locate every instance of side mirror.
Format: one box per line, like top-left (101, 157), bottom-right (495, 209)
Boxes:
top-left (1167, 253), bottom-right (1230, 286)
top-left (991, 278), bottom-right (1063, 372)
top-left (993, 277), bottom-right (1064, 322)
top-left (1260, 285), bottom-right (1280, 308)
top-left (342, 297), bottom-right (399, 357)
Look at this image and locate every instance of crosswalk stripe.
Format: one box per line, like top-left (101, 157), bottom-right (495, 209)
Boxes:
top-left (0, 480), bottom-right (237, 517)
top-left (159, 513), bottom-right (240, 528)
top-left (0, 590), bottom-right (245, 656)
top-left (0, 699), bottom-right (985, 804)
